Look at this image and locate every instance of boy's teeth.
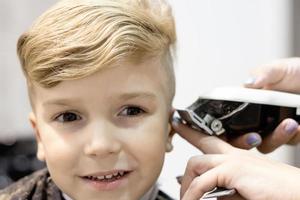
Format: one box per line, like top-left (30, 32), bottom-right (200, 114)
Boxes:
top-left (97, 175), bottom-right (105, 180)
top-left (88, 171), bottom-right (127, 181)
top-left (113, 172), bottom-right (118, 176)
top-left (105, 174), bottom-right (113, 179)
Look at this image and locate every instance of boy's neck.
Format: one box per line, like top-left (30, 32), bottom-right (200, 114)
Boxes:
top-left (141, 185), bottom-right (159, 200)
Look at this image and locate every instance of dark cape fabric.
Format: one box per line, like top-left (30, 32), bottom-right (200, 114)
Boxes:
top-left (0, 168), bottom-right (174, 200)
top-left (0, 169), bottom-right (62, 200)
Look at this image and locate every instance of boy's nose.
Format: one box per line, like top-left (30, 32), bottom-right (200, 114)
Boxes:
top-left (84, 122), bottom-right (122, 157)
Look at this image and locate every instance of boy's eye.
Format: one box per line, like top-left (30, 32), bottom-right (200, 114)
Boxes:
top-left (55, 112), bottom-right (81, 122)
top-left (119, 106), bottom-right (145, 117)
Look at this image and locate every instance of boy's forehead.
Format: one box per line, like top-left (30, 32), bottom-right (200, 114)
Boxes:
top-left (31, 57), bottom-right (170, 106)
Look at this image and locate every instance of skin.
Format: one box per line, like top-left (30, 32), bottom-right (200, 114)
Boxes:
top-left (172, 119), bottom-right (300, 200)
top-left (171, 57), bottom-right (300, 199)
top-left (29, 57), bottom-right (174, 200)
top-left (231, 58), bottom-right (300, 152)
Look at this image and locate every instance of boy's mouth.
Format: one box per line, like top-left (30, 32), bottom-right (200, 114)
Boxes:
top-left (82, 170), bottom-right (130, 182)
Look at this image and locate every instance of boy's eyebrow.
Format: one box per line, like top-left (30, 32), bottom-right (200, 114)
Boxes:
top-left (118, 92), bottom-right (157, 101)
top-left (42, 99), bottom-right (81, 107)
top-left (42, 92), bottom-right (157, 106)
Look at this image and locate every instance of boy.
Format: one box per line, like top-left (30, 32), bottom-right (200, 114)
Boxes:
top-left (0, 0), bottom-right (176, 199)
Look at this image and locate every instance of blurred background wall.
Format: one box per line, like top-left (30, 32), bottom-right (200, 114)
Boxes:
top-left (0, 0), bottom-right (299, 198)
top-left (0, 1), bottom-right (54, 139)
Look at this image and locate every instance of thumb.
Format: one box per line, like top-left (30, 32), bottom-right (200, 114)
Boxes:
top-left (244, 64), bottom-right (286, 90)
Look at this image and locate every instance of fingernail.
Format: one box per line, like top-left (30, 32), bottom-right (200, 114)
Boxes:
top-left (244, 77), bottom-right (256, 85)
top-left (246, 133), bottom-right (261, 147)
top-left (172, 117), bottom-right (182, 126)
top-left (176, 175), bottom-right (182, 184)
top-left (285, 120), bottom-right (298, 134)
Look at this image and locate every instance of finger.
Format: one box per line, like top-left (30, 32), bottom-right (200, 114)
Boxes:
top-left (180, 155), bottom-right (225, 197)
top-left (257, 118), bottom-right (298, 153)
top-left (182, 167), bottom-right (232, 200)
top-left (287, 126), bottom-right (300, 145)
top-left (229, 132), bottom-right (262, 150)
top-left (244, 63), bottom-right (285, 89)
top-left (182, 169), bottom-right (218, 200)
top-left (172, 117), bottom-right (234, 154)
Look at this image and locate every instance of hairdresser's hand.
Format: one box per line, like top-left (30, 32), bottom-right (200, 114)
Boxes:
top-left (172, 118), bottom-right (300, 200)
top-left (231, 58), bottom-right (300, 153)
top-left (244, 57), bottom-right (300, 93)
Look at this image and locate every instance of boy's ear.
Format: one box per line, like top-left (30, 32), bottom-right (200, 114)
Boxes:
top-left (165, 108), bottom-right (176, 152)
top-left (165, 122), bottom-right (175, 152)
top-left (29, 112), bottom-right (45, 161)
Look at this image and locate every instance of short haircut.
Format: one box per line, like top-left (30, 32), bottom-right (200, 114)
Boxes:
top-left (17, 0), bottom-right (176, 103)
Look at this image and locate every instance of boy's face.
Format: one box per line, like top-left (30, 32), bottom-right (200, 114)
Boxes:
top-left (29, 57), bottom-right (173, 200)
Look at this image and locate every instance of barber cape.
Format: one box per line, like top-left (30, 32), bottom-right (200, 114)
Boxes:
top-left (0, 168), bottom-right (174, 200)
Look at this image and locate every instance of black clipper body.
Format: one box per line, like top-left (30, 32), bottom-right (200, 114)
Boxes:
top-left (177, 87), bottom-right (300, 137)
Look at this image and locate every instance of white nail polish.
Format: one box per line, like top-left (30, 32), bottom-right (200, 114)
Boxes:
top-left (244, 77), bottom-right (256, 85)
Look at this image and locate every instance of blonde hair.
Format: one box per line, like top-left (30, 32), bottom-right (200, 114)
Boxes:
top-left (17, 0), bottom-right (176, 101)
